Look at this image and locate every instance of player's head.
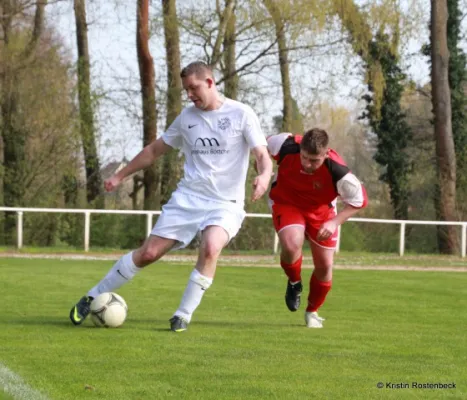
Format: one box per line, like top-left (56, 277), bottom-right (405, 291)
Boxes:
top-left (181, 61), bottom-right (218, 111)
top-left (299, 128), bottom-right (329, 173)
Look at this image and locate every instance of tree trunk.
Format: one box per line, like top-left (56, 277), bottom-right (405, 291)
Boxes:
top-left (210, 0), bottom-right (235, 67)
top-left (137, 0), bottom-right (160, 210)
top-left (74, 0), bottom-right (102, 205)
top-left (263, 0), bottom-right (293, 132)
top-left (223, 0), bottom-right (238, 100)
top-left (1, 73), bottom-right (23, 244)
top-left (161, 0), bottom-right (182, 204)
top-left (431, 0), bottom-right (458, 253)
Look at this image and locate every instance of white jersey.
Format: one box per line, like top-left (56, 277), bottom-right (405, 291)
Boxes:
top-left (161, 98), bottom-right (267, 206)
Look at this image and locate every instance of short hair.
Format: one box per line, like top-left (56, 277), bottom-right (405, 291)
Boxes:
top-left (180, 61), bottom-right (214, 80)
top-left (300, 128), bottom-right (329, 154)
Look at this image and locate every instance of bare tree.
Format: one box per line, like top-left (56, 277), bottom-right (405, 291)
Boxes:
top-left (430, 0), bottom-right (458, 253)
top-left (74, 0), bottom-right (102, 205)
top-left (137, 0), bottom-right (160, 210)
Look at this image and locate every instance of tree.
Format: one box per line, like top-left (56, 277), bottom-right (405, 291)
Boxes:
top-left (209, 0), bottom-right (236, 67)
top-left (362, 33), bottom-right (413, 220)
top-left (272, 98), bottom-right (303, 134)
top-left (333, 0), bottom-right (412, 220)
top-left (161, 0), bottom-right (182, 204)
top-left (176, 1), bottom-right (277, 94)
top-left (74, 0), bottom-right (102, 205)
top-left (1, 0), bottom-right (47, 242)
top-left (447, 0), bottom-right (467, 218)
top-left (222, 0), bottom-right (238, 99)
top-left (430, 0), bottom-right (458, 253)
top-left (262, 0), bottom-right (303, 133)
top-left (137, 0), bottom-right (160, 210)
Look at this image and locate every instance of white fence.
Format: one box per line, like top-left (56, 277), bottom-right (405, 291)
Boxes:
top-left (0, 207), bottom-right (466, 257)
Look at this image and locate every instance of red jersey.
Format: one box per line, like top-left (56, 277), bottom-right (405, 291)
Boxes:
top-left (267, 133), bottom-right (368, 213)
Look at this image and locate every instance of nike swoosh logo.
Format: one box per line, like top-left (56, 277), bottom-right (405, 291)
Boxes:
top-left (73, 307), bottom-right (82, 322)
top-left (117, 269), bottom-right (129, 280)
top-left (188, 124), bottom-right (198, 129)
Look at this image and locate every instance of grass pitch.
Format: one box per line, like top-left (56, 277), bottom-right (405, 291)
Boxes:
top-left (0, 257), bottom-right (466, 399)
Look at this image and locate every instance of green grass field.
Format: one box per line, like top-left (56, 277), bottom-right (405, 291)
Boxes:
top-left (1, 257), bottom-right (466, 399)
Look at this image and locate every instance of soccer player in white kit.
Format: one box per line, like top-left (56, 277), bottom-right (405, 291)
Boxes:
top-left (69, 61), bottom-right (273, 332)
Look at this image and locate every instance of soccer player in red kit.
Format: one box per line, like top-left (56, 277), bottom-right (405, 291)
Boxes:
top-left (267, 128), bottom-right (368, 328)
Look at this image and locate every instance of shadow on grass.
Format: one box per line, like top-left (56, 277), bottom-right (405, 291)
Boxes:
top-left (4, 316), bottom-right (305, 332)
top-left (134, 318), bottom-right (301, 330)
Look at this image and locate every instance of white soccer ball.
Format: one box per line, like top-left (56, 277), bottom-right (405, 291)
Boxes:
top-left (90, 292), bottom-right (128, 328)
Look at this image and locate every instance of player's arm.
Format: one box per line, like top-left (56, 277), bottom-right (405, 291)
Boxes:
top-left (104, 138), bottom-right (172, 192)
top-left (317, 173), bottom-right (368, 241)
top-left (251, 145), bottom-right (273, 202)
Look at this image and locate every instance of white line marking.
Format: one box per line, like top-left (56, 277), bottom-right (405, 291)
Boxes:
top-left (0, 362), bottom-right (48, 400)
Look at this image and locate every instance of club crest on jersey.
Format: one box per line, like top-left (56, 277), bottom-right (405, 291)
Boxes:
top-left (312, 181), bottom-right (322, 190)
top-left (218, 117), bottom-right (231, 130)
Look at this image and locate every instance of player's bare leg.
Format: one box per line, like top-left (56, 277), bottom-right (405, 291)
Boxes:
top-left (279, 226), bottom-right (305, 311)
top-left (70, 235), bottom-right (176, 326)
top-left (305, 241), bottom-right (334, 328)
top-left (170, 226), bottom-right (229, 332)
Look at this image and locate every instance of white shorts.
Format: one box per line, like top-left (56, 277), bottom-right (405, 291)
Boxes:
top-left (151, 190), bottom-right (246, 249)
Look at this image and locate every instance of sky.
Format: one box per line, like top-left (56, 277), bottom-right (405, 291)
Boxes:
top-left (47, 0), bottom-right (446, 165)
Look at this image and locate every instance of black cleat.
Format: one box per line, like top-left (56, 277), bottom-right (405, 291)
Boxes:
top-left (285, 281), bottom-right (302, 312)
top-left (69, 296), bottom-right (93, 325)
top-left (169, 316), bottom-right (188, 332)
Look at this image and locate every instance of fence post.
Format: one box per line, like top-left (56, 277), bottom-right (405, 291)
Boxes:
top-left (399, 222), bottom-right (406, 256)
top-left (84, 211), bottom-right (90, 252)
top-left (17, 211), bottom-right (23, 250)
top-left (273, 232), bottom-right (279, 254)
top-left (462, 224), bottom-right (466, 258)
top-left (146, 212), bottom-right (153, 238)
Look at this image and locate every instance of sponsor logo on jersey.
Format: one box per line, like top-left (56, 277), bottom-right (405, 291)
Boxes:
top-left (194, 137), bottom-right (220, 147)
top-left (192, 137), bottom-right (230, 155)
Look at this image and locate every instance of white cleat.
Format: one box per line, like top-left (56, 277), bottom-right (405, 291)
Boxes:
top-left (305, 311), bottom-right (325, 328)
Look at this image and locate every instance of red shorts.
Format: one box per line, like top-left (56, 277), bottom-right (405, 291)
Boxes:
top-left (271, 203), bottom-right (338, 249)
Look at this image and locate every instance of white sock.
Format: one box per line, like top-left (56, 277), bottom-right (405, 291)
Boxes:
top-left (174, 269), bottom-right (213, 323)
top-left (88, 252), bottom-right (140, 298)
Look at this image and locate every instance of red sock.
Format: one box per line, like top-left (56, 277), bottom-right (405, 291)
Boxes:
top-left (280, 255), bottom-right (302, 283)
top-left (306, 273), bottom-right (332, 312)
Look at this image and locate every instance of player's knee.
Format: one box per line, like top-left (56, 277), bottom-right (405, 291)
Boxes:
top-left (314, 266), bottom-right (332, 280)
top-left (281, 240), bottom-right (302, 257)
top-left (137, 246), bottom-right (164, 265)
top-left (200, 242), bottom-right (222, 261)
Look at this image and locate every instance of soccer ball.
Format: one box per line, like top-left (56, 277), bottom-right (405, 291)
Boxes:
top-left (90, 292), bottom-right (128, 328)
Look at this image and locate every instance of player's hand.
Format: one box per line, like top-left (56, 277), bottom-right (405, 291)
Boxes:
top-left (251, 174), bottom-right (270, 202)
top-left (317, 220), bottom-right (338, 241)
top-left (104, 175), bottom-right (123, 192)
